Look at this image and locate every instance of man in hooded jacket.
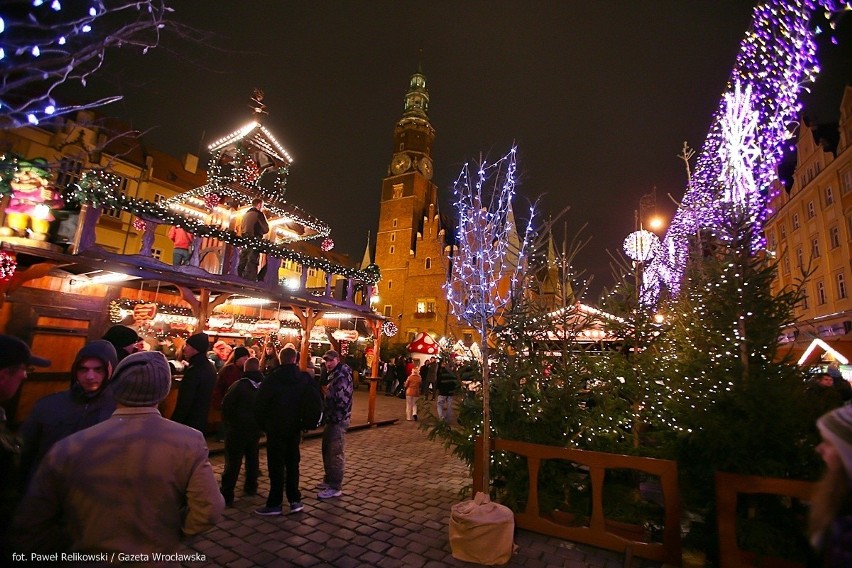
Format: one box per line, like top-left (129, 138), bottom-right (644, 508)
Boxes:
top-left (19, 340), bottom-right (118, 486)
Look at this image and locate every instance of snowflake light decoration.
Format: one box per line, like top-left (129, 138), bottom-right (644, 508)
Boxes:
top-left (132, 217), bottom-right (146, 231)
top-left (643, 0), bottom-right (848, 303)
top-left (382, 321), bottom-right (398, 337)
top-left (321, 238), bottom-right (334, 252)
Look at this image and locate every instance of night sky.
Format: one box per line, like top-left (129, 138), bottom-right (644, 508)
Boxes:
top-left (71, 1), bottom-right (852, 300)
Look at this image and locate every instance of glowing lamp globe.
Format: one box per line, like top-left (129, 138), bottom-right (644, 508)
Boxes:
top-left (623, 230), bottom-right (660, 262)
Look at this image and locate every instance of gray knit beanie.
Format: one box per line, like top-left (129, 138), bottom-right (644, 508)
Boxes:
top-left (817, 404), bottom-right (852, 478)
top-left (111, 351), bottom-right (172, 407)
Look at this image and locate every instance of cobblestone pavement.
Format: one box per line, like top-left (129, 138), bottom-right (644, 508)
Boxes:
top-left (180, 389), bottom-right (661, 568)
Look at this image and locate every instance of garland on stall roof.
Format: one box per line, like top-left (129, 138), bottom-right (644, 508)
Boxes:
top-left (70, 173), bottom-right (381, 284)
top-left (109, 299), bottom-right (309, 332)
top-left (109, 299), bottom-right (194, 323)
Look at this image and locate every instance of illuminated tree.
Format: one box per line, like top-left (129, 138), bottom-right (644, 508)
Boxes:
top-left (645, 0), bottom-right (848, 300)
top-left (445, 146), bottom-right (534, 493)
top-left (0, 0), bottom-right (174, 129)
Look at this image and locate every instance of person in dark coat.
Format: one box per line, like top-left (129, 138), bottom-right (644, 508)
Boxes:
top-left (19, 340), bottom-right (118, 485)
top-left (382, 361), bottom-right (396, 394)
top-left (237, 197), bottom-right (269, 280)
top-left (436, 362), bottom-right (459, 423)
top-left (101, 325), bottom-right (143, 362)
top-left (254, 347), bottom-right (313, 516)
top-left (220, 358), bottom-right (263, 506)
top-left (172, 333), bottom-right (216, 434)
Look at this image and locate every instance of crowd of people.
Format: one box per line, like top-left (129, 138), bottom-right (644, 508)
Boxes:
top-left (380, 355), bottom-right (459, 423)
top-left (0, 328), bottom-right (358, 559)
top-left (9, 328), bottom-right (851, 565)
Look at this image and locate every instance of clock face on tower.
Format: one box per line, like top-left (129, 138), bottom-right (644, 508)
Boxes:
top-left (418, 156), bottom-right (433, 180)
top-left (391, 153), bottom-right (411, 175)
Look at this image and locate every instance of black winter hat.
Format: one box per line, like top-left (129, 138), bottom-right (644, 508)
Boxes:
top-left (185, 332), bottom-right (210, 353)
top-left (102, 325), bottom-right (142, 349)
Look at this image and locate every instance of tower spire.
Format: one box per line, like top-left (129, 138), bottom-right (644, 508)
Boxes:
top-left (360, 231), bottom-right (373, 269)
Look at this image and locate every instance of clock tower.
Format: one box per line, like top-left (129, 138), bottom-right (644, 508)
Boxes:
top-left (374, 68), bottom-right (469, 347)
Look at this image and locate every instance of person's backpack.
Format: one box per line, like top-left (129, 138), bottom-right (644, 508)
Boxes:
top-left (300, 374), bottom-right (324, 431)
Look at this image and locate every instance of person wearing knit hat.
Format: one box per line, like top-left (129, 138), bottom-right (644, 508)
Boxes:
top-left (19, 340), bottom-right (119, 484)
top-left (172, 333), bottom-right (216, 434)
top-left (13, 349), bottom-right (224, 554)
top-left (214, 346), bottom-right (251, 418)
top-left (111, 351), bottom-right (172, 407)
top-left (809, 404), bottom-right (852, 566)
top-left (101, 324), bottom-right (143, 362)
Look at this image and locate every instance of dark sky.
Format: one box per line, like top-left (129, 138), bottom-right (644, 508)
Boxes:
top-left (73, 1), bottom-right (852, 300)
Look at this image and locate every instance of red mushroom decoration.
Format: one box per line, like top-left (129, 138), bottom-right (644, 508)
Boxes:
top-left (407, 332), bottom-right (439, 368)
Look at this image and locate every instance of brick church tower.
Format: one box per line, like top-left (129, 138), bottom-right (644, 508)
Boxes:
top-left (373, 68), bottom-right (474, 347)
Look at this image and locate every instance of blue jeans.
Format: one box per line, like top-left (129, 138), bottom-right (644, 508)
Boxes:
top-left (321, 422), bottom-right (347, 490)
top-left (437, 395), bottom-right (453, 423)
top-left (172, 247), bottom-right (190, 266)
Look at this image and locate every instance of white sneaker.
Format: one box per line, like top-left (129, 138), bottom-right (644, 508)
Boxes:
top-left (317, 487), bottom-right (342, 499)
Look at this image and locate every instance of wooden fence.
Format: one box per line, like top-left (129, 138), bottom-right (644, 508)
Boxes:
top-left (473, 437), bottom-right (682, 566)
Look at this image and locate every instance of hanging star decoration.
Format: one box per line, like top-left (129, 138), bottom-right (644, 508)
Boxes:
top-left (0, 251), bottom-right (17, 283)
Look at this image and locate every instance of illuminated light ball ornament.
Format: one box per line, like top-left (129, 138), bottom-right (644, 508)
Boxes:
top-left (0, 251), bottom-right (17, 283)
top-left (203, 193), bottom-right (221, 210)
top-left (623, 229), bottom-right (660, 262)
top-left (321, 238), bottom-right (334, 252)
top-left (132, 217), bottom-right (146, 232)
top-left (382, 321), bottom-right (398, 337)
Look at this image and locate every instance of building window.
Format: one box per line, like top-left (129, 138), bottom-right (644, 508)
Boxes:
top-left (151, 248), bottom-right (162, 261)
top-left (392, 218), bottom-right (398, 228)
top-left (296, 265), bottom-right (302, 274)
top-left (792, 213), bottom-right (800, 230)
top-left (817, 280), bottom-right (827, 305)
top-left (779, 223), bottom-right (786, 239)
top-left (416, 298), bottom-right (436, 314)
top-left (102, 175), bottom-right (129, 219)
top-left (383, 305), bottom-right (392, 317)
top-left (56, 158), bottom-right (83, 189)
top-left (153, 193), bottom-right (167, 205)
top-left (407, 330), bottom-right (417, 343)
top-left (462, 332), bottom-right (473, 343)
top-left (796, 247), bottom-right (804, 268)
top-left (308, 268), bottom-right (316, 277)
top-left (783, 256), bottom-right (791, 275)
top-left (841, 169), bottom-right (852, 195)
top-left (390, 233), bottom-right (396, 242)
top-left (837, 272), bottom-right (847, 300)
top-left (392, 184), bottom-right (403, 199)
top-left (830, 226), bottom-right (841, 249)
top-left (812, 237), bottom-right (820, 258)
top-left (425, 257), bottom-right (432, 270)
top-left (807, 201), bottom-right (815, 219)
top-left (389, 245), bottom-right (395, 255)
top-left (767, 232), bottom-right (776, 251)
top-left (825, 186), bottom-right (834, 206)
top-left (387, 280), bottom-right (392, 289)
